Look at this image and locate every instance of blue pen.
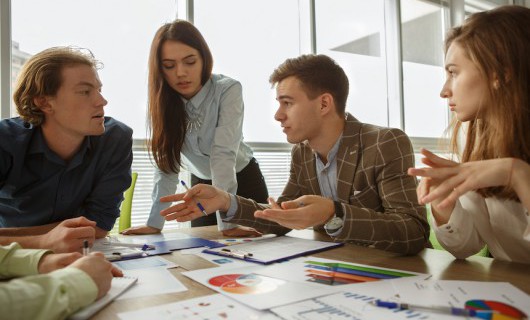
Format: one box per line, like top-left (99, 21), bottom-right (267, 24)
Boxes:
top-left (180, 180), bottom-right (209, 216)
top-left (371, 300), bottom-right (494, 318)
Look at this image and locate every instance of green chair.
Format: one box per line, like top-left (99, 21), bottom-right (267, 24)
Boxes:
top-left (426, 204), bottom-right (489, 257)
top-left (111, 172), bottom-right (138, 234)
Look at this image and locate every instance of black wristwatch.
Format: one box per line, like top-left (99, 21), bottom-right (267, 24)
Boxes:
top-left (324, 201), bottom-right (345, 233)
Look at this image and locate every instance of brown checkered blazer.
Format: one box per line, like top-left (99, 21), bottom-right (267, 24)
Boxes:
top-left (227, 113), bottom-right (430, 255)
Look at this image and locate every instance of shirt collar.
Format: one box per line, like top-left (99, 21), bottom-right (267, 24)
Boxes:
top-left (28, 126), bottom-right (91, 168)
top-left (314, 133), bottom-right (342, 166)
top-left (28, 126), bottom-right (46, 155)
top-left (180, 77), bottom-right (213, 109)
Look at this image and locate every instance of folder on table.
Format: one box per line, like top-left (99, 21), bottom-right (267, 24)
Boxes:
top-left (203, 236), bottom-right (343, 264)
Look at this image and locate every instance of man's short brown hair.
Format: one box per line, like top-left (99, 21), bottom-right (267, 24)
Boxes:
top-left (269, 54), bottom-right (349, 115)
top-left (13, 46), bottom-right (100, 126)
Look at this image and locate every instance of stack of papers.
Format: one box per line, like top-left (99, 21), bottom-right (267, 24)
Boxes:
top-left (119, 254), bottom-right (530, 320)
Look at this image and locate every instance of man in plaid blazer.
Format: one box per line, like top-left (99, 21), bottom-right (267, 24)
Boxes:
top-left (159, 55), bottom-right (430, 255)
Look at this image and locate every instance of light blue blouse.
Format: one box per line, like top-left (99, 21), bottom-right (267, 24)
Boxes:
top-left (147, 74), bottom-right (254, 230)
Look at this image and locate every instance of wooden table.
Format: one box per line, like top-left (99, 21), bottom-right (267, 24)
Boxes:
top-left (94, 226), bottom-right (530, 319)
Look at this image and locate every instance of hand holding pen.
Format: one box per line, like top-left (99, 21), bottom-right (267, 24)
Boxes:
top-left (159, 183), bottom-right (231, 223)
top-left (179, 180), bottom-right (209, 216)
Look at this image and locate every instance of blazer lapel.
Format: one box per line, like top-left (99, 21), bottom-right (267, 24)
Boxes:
top-left (337, 113), bottom-right (363, 203)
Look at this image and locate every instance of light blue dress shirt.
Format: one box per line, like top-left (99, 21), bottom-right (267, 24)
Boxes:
top-left (315, 135), bottom-right (341, 202)
top-left (147, 74), bottom-right (254, 231)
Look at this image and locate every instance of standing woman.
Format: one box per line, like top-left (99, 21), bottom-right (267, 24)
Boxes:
top-left (122, 20), bottom-right (268, 236)
top-left (408, 5), bottom-right (530, 263)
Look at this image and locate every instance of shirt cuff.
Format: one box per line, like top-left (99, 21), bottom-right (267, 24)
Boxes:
top-left (222, 194), bottom-right (239, 221)
top-left (432, 200), bottom-right (466, 235)
top-left (48, 268), bottom-right (98, 312)
top-left (216, 212), bottom-right (237, 231)
top-left (215, 194), bottom-right (239, 231)
top-left (2, 245), bottom-right (51, 278)
top-left (147, 198), bottom-right (172, 230)
top-left (147, 212), bottom-right (165, 230)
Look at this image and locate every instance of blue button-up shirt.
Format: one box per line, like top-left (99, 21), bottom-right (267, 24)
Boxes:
top-left (0, 117), bottom-right (133, 231)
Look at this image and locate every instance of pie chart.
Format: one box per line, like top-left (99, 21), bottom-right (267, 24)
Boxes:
top-left (465, 300), bottom-right (527, 320)
top-left (208, 273), bottom-right (283, 294)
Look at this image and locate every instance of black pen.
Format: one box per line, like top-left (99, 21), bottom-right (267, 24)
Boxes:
top-left (83, 239), bottom-right (90, 256)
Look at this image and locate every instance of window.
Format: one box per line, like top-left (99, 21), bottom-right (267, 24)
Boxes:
top-left (10, 0), bottom-right (183, 229)
top-left (315, 0), bottom-right (389, 127)
top-left (4, 0), bottom-right (524, 229)
top-left (11, 0), bottom-right (178, 139)
top-left (401, 0), bottom-right (449, 138)
top-left (194, 0), bottom-right (309, 143)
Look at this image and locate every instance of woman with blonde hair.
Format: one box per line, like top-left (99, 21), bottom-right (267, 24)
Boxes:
top-left (409, 5), bottom-right (530, 263)
top-left (122, 20), bottom-right (268, 237)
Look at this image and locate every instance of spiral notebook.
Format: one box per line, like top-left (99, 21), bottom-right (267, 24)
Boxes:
top-left (68, 276), bottom-right (138, 320)
top-left (202, 236), bottom-right (343, 264)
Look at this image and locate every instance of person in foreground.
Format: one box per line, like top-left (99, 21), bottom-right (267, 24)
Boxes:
top-left (121, 20), bottom-right (268, 237)
top-left (0, 242), bottom-right (122, 320)
top-left (0, 47), bottom-right (133, 252)
top-left (408, 5), bottom-right (530, 263)
top-left (159, 54), bottom-right (430, 255)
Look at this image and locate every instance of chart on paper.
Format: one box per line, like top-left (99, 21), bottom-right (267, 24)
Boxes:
top-left (271, 291), bottom-right (432, 320)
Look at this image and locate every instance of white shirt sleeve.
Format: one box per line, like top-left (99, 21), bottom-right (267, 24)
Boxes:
top-left (433, 193), bottom-right (486, 259)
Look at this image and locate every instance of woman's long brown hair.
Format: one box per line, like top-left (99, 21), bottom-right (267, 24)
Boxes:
top-left (147, 20), bottom-right (213, 173)
top-left (445, 6), bottom-right (530, 200)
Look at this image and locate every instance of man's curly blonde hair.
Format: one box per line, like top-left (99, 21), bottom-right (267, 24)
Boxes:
top-left (13, 46), bottom-right (101, 126)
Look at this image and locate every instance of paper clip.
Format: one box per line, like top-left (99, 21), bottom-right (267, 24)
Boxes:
top-left (219, 248), bottom-right (253, 259)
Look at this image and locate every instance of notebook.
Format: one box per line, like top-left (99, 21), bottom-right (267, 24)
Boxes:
top-left (68, 276), bottom-right (138, 320)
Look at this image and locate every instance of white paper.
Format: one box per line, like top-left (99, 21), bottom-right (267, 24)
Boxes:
top-left (199, 252), bottom-right (251, 268)
top-left (108, 232), bottom-right (194, 244)
top-left (69, 276), bottom-right (137, 320)
top-left (182, 265), bottom-right (340, 310)
top-left (271, 280), bottom-right (448, 320)
top-left (179, 247), bottom-right (205, 255)
top-left (112, 256), bottom-right (178, 271)
top-left (117, 267), bottom-right (187, 300)
top-left (117, 293), bottom-right (281, 320)
top-left (271, 288), bottom-right (434, 320)
top-left (394, 279), bottom-right (530, 316)
top-left (182, 248), bottom-right (252, 268)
